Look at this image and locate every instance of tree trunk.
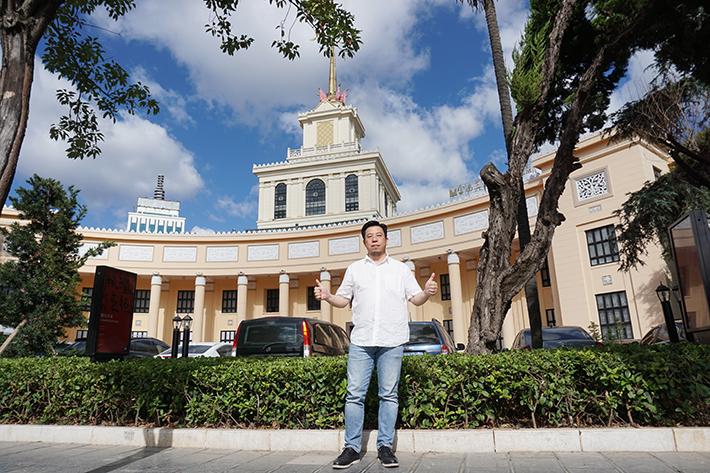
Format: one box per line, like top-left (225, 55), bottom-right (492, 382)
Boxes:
top-left (481, 0), bottom-right (544, 349)
top-left (0, 318), bottom-right (27, 356)
top-left (0, 2), bottom-right (60, 210)
top-left (483, 0), bottom-right (514, 149)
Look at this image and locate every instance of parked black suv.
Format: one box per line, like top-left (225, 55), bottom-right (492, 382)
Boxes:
top-left (232, 316), bottom-right (349, 357)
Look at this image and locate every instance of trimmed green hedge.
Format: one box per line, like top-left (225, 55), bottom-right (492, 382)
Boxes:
top-left (0, 344), bottom-right (708, 428)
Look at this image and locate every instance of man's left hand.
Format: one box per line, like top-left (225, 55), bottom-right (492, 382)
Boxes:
top-left (424, 273), bottom-right (438, 296)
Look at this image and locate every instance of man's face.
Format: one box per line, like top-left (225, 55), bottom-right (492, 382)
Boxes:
top-left (363, 225), bottom-right (387, 256)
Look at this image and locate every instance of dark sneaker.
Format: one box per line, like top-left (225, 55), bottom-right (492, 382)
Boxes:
top-left (377, 446), bottom-right (399, 468)
top-left (332, 447), bottom-right (360, 469)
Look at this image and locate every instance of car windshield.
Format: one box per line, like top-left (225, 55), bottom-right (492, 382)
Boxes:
top-left (240, 321), bottom-right (299, 345)
top-left (408, 324), bottom-right (439, 344)
top-left (524, 328), bottom-right (592, 344)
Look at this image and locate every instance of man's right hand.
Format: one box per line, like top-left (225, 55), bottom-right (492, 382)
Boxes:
top-left (314, 279), bottom-right (331, 302)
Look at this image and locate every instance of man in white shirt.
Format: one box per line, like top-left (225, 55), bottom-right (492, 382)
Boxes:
top-left (315, 220), bottom-right (438, 469)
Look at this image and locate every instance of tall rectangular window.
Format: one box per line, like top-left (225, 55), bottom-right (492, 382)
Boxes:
top-left (440, 274), bottom-right (451, 301)
top-left (443, 319), bottom-right (454, 339)
top-left (222, 290), bottom-right (237, 313)
top-left (75, 329), bottom-right (88, 341)
top-left (545, 308), bottom-right (556, 327)
top-left (176, 290), bottom-right (195, 313)
top-left (345, 174), bottom-right (359, 212)
top-left (595, 291), bottom-right (633, 340)
top-left (134, 289), bottom-right (150, 313)
top-left (274, 183), bottom-right (287, 219)
top-left (540, 259), bottom-right (551, 287)
top-left (81, 287), bottom-right (93, 311)
top-left (307, 286), bottom-right (321, 311)
top-left (265, 288), bottom-right (279, 313)
top-left (586, 224), bottom-right (620, 266)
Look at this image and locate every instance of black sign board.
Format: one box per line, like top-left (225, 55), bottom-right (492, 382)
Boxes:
top-left (86, 266), bottom-right (137, 360)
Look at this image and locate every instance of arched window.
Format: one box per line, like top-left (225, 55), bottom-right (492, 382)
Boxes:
top-left (274, 183), bottom-right (287, 219)
top-left (305, 179), bottom-right (326, 216)
top-left (345, 174), bottom-right (359, 212)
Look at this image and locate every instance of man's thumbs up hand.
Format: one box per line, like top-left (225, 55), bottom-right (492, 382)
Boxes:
top-left (314, 279), bottom-right (330, 301)
top-left (424, 272), bottom-right (438, 296)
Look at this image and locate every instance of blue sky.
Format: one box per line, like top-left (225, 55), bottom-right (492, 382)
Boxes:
top-left (12, 0), bottom-right (655, 233)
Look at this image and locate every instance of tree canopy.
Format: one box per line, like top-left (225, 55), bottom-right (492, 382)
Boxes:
top-left (0, 175), bottom-right (112, 356)
top-left (0, 0), bottom-right (361, 209)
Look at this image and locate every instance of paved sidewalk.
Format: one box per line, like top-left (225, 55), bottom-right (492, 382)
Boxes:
top-left (1, 442), bottom-right (710, 473)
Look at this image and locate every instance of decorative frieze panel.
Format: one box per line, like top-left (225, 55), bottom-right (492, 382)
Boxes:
top-left (388, 229), bottom-right (401, 247)
top-left (119, 245), bottom-right (153, 262)
top-left (329, 236), bottom-right (360, 255)
top-left (79, 242), bottom-right (108, 260)
top-left (163, 246), bottom-right (197, 262)
top-left (575, 170), bottom-right (609, 201)
top-left (206, 246), bottom-right (238, 262)
top-left (454, 211), bottom-right (489, 235)
top-left (247, 244), bottom-right (279, 261)
top-left (288, 241), bottom-right (320, 259)
top-left (411, 221), bottom-right (444, 244)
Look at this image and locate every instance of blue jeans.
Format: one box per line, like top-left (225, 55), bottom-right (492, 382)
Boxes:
top-left (344, 344), bottom-right (404, 452)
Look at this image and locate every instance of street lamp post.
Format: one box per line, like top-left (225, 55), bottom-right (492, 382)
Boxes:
top-left (181, 315), bottom-right (192, 358)
top-left (656, 283), bottom-right (680, 344)
top-left (171, 315), bottom-right (182, 358)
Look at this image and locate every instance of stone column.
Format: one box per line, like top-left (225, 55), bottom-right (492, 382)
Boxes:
top-left (319, 269), bottom-right (331, 322)
top-left (279, 272), bottom-right (290, 315)
top-left (148, 274), bottom-right (162, 339)
top-left (193, 274), bottom-right (206, 342)
top-left (447, 251), bottom-right (466, 346)
top-left (237, 274), bottom-right (248, 323)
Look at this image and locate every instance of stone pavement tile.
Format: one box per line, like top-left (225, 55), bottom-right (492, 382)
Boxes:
top-left (0, 441), bottom-right (57, 456)
top-left (266, 451), bottom-right (333, 473)
top-left (464, 453), bottom-right (511, 473)
top-left (220, 451), bottom-right (306, 473)
top-left (178, 450), bottom-right (269, 472)
top-left (84, 447), bottom-right (176, 473)
top-left (412, 452), bottom-right (464, 472)
top-left (508, 452), bottom-right (565, 473)
top-left (554, 452), bottom-right (620, 472)
top-left (601, 452), bottom-right (675, 473)
top-left (652, 452), bottom-right (710, 473)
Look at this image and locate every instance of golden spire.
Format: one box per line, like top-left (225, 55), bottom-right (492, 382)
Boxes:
top-left (328, 46), bottom-right (337, 97)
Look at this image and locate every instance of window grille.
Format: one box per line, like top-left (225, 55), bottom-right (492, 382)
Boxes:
top-left (345, 174), bottom-right (359, 211)
top-left (274, 183), bottom-right (287, 219)
top-left (595, 291), bottom-right (633, 341)
top-left (586, 225), bottom-right (620, 266)
top-left (222, 290), bottom-right (237, 313)
top-left (305, 179), bottom-right (326, 216)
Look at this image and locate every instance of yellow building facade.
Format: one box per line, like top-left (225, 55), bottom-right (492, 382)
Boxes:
top-left (0, 65), bottom-right (673, 348)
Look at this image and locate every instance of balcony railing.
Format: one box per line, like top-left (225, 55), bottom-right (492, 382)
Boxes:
top-left (288, 141), bottom-right (360, 160)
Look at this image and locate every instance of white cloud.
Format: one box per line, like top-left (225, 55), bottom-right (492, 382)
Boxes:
top-left (347, 69), bottom-right (501, 211)
top-left (608, 49), bottom-right (658, 115)
top-left (215, 195), bottom-right (257, 219)
top-left (131, 66), bottom-right (195, 126)
top-left (468, 0), bottom-right (529, 70)
top-left (190, 225), bottom-right (217, 235)
top-left (18, 65), bottom-right (204, 218)
top-left (96, 0), bottom-right (453, 126)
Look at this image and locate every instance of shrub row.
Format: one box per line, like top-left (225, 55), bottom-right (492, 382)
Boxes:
top-left (0, 344), bottom-right (708, 429)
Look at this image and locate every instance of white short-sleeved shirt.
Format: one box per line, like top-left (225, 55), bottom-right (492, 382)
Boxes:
top-left (336, 254), bottom-right (423, 347)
